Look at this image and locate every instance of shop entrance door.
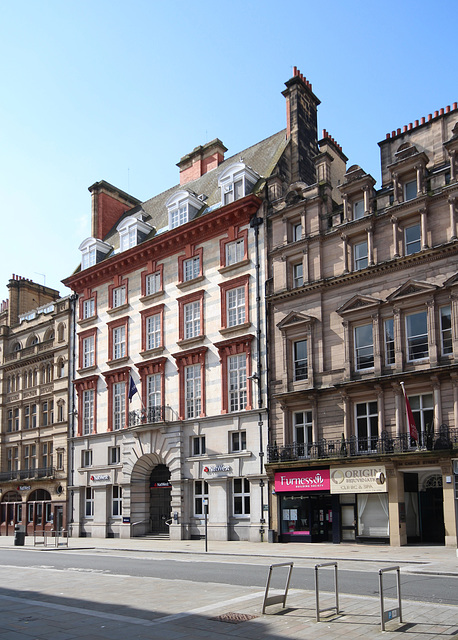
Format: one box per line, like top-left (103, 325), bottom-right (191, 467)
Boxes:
top-left (149, 464), bottom-right (171, 534)
top-left (419, 486), bottom-right (444, 544)
top-left (309, 495), bottom-right (333, 542)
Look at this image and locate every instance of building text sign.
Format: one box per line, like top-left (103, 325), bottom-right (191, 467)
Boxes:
top-left (330, 465), bottom-right (387, 494)
top-left (274, 469), bottom-right (330, 492)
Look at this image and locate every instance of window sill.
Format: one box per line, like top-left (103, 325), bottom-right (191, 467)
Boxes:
top-left (219, 322), bottom-right (251, 337)
top-left (176, 335), bottom-right (205, 348)
top-left (139, 346), bottom-right (165, 358)
top-left (77, 365), bottom-right (97, 375)
top-left (176, 275), bottom-right (205, 290)
top-left (218, 259), bottom-right (251, 275)
top-left (107, 356), bottom-right (129, 367)
top-left (107, 303), bottom-right (130, 315)
top-left (77, 316), bottom-right (97, 326)
top-left (139, 291), bottom-right (164, 304)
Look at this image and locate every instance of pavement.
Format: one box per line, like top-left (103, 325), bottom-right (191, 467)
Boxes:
top-left (0, 535), bottom-right (457, 639)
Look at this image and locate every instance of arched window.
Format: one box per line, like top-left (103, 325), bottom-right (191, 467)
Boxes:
top-left (12, 342), bottom-right (21, 353)
top-left (57, 323), bottom-right (65, 342)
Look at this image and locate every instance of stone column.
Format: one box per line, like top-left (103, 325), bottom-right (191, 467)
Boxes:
top-left (451, 374), bottom-right (458, 430)
top-left (452, 294), bottom-right (458, 361)
top-left (342, 195), bottom-right (349, 222)
top-left (342, 321), bottom-right (351, 380)
top-left (427, 298), bottom-right (438, 366)
top-left (367, 224), bottom-right (374, 265)
top-left (393, 307), bottom-right (403, 371)
top-left (449, 196), bottom-right (457, 240)
top-left (363, 185), bottom-right (371, 215)
top-left (420, 207), bottom-right (428, 249)
top-left (341, 234), bottom-right (349, 273)
top-left (441, 460), bottom-right (458, 547)
top-left (387, 466), bottom-right (407, 546)
top-left (372, 312), bottom-right (382, 376)
top-left (415, 164), bottom-right (424, 195)
top-left (431, 375), bottom-right (441, 429)
top-left (340, 391), bottom-right (350, 440)
top-left (392, 382), bottom-right (403, 437)
top-left (282, 217), bottom-right (288, 244)
top-left (376, 384), bottom-right (385, 431)
top-left (391, 216), bottom-right (399, 257)
top-left (392, 172), bottom-right (400, 204)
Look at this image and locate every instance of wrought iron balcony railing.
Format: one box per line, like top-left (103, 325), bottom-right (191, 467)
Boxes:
top-left (267, 425), bottom-right (458, 464)
top-left (128, 406), bottom-right (173, 427)
top-left (0, 467), bottom-right (54, 482)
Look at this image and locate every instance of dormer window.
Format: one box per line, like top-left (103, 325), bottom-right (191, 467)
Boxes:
top-left (218, 162), bottom-right (259, 206)
top-left (117, 216), bottom-right (153, 252)
top-left (79, 238), bottom-right (112, 270)
top-left (166, 191), bottom-right (202, 230)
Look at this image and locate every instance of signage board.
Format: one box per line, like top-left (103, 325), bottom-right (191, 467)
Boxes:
top-left (330, 465), bottom-right (387, 494)
top-left (274, 469), bottom-right (330, 493)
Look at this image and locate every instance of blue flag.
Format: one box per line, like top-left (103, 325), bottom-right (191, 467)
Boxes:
top-left (128, 376), bottom-right (138, 402)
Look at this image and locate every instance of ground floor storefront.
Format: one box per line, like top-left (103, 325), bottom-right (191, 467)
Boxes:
top-left (0, 482), bottom-right (67, 536)
top-left (268, 454), bottom-right (458, 547)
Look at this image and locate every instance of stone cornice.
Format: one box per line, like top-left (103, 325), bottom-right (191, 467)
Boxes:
top-left (63, 195), bottom-right (261, 293)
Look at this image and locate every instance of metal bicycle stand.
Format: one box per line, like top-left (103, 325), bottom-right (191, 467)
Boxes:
top-left (379, 565), bottom-right (403, 631)
top-left (314, 562), bottom-right (340, 622)
top-left (262, 562), bottom-right (294, 614)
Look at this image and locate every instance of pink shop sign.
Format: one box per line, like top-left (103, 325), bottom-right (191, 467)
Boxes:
top-left (274, 469), bottom-right (330, 492)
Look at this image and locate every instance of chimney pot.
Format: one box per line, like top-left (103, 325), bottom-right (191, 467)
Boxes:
top-left (421, 117), bottom-right (425, 124)
top-left (414, 120), bottom-right (419, 127)
top-left (440, 108), bottom-right (444, 115)
top-left (453, 102), bottom-right (457, 110)
top-left (397, 128), bottom-right (401, 135)
top-left (446, 105), bottom-right (450, 113)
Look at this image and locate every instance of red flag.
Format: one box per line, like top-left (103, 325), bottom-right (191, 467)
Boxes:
top-left (400, 383), bottom-right (419, 441)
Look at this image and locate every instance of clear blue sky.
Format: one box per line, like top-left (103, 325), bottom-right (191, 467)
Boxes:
top-left (0, 0), bottom-right (456, 300)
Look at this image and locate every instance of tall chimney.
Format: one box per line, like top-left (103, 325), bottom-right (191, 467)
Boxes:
top-left (88, 181), bottom-right (141, 241)
top-left (282, 68), bottom-right (320, 185)
top-left (177, 139), bottom-right (227, 185)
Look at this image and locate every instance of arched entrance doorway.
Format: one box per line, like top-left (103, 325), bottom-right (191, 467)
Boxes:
top-left (27, 489), bottom-right (52, 535)
top-left (419, 474), bottom-right (444, 544)
top-left (1, 491), bottom-right (22, 536)
top-left (149, 464), bottom-right (171, 535)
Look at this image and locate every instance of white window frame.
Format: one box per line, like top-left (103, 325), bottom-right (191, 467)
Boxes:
top-left (355, 401), bottom-right (378, 452)
top-left (231, 430), bottom-right (247, 452)
top-left (170, 201), bottom-right (188, 229)
top-left (82, 449), bottom-right (92, 468)
top-left (185, 364), bottom-right (201, 419)
top-left (146, 314), bottom-right (161, 350)
top-left (218, 163), bottom-right (259, 206)
top-left (82, 335), bottom-right (95, 368)
top-left (354, 323), bottom-right (374, 370)
top-left (184, 301), bottom-right (201, 339)
top-left (109, 446), bottom-right (120, 465)
top-left (147, 373), bottom-right (161, 412)
top-left (194, 480), bottom-right (208, 516)
top-left (405, 223), bottom-right (421, 255)
top-left (82, 390), bottom-right (94, 435)
top-left (384, 318), bottom-right (395, 365)
top-left (226, 239), bottom-right (245, 265)
top-left (354, 240), bottom-right (368, 270)
top-left (85, 487), bottom-right (94, 517)
top-left (113, 326), bottom-right (126, 360)
top-left (293, 339), bottom-right (307, 381)
top-left (404, 179), bottom-right (417, 201)
top-left (440, 305), bottom-right (452, 355)
top-left (406, 311), bottom-right (428, 361)
top-left (145, 271), bottom-right (161, 296)
top-left (409, 393), bottom-right (434, 438)
top-left (112, 486), bottom-right (122, 517)
top-left (82, 298), bottom-right (95, 319)
top-left (233, 478), bottom-right (250, 516)
top-left (227, 287), bottom-right (246, 327)
top-left (292, 262), bottom-right (303, 288)
top-left (192, 435), bottom-right (206, 456)
top-left (183, 256), bottom-right (200, 281)
top-left (294, 411), bottom-right (313, 457)
top-left (353, 199), bottom-right (364, 220)
top-left (113, 382), bottom-right (126, 430)
top-left (228, 354), bottom-right (247, 412)
top-left (112, 285), bottom-right (127, 308)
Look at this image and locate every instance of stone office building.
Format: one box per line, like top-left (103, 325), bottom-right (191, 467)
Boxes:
top-left (266, 70), bottom-right (458, 547)
top-left (0, 276), bottom-right (73, 536)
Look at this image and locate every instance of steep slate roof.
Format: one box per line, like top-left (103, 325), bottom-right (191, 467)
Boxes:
top-left (103, 129), bottom-right (288, 248)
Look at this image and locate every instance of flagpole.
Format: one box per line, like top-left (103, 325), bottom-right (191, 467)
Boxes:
top-left (400, 381), bottom-right (419, 443)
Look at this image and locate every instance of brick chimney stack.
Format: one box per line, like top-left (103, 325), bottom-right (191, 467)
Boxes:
top-left (282, 67), bottom-right (320, 185)
top-left (7, 275), bottom-right (60, 326)
top-left (177, 139), bottom-right (227, 185)
top-left (88, 181), bottom-right (141, 241)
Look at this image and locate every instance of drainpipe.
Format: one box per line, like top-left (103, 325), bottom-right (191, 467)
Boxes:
top-left (68, 294), bottom-right (78, 536)
top-left (250, 212), bottom-right (265, 541)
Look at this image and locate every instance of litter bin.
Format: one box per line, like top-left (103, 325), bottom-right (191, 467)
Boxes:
top-left (14, 524), bottom-right (25, 546)
top-left (267, 529), bottom-right (277, 543)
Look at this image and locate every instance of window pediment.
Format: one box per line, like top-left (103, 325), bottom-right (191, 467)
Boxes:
top-left (277, 311), bottom-right (315, 331)
top-left (116, 215), bottom-right (153, 251)
top-left (386, 279), bottom-right (437, 302)
top-left (218, 162), bottom-right (260, 206)
top-left (337, 295), bottom-right (381, 316)
top-left (79, 237), bottom-right (112, 270)
top-left (166, 190), bottom-right (203, 230)
top-left (443, 271), bottom-right (458, 288)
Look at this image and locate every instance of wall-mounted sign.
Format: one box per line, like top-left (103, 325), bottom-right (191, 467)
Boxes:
top-left (123, 517), bottom-right (130, 523)
top-left (17, 486), bottom-right (31, 491)
top-left (90, 474), bottom-right (110, 482)
top-left (150, 482), bottom-right (171, 488)
top-left (203, 465), bottom-right (232, 474)
top-left (330, 465), bottom-right (387, 494)
top-left (274, 469), bottom-right (330, 492)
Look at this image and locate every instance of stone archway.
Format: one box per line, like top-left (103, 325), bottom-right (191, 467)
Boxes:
top-left (130, 453), bottom-right (168, 537)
